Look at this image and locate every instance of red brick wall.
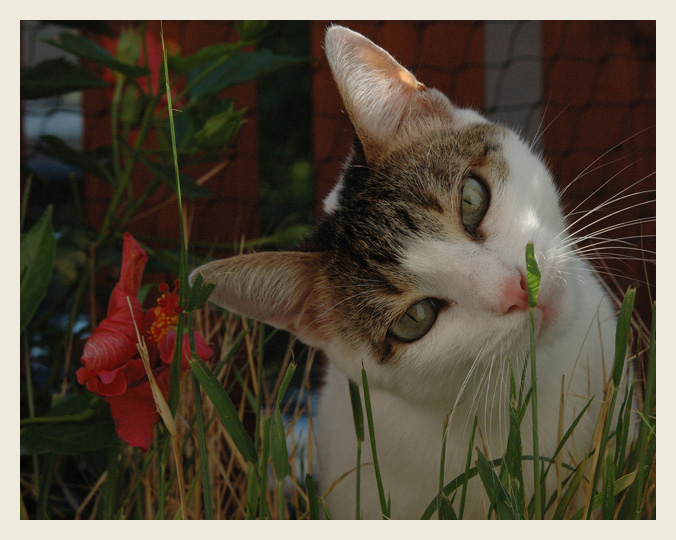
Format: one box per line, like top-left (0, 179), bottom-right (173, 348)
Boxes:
top-left (540, 21), bottom-right (655, 324)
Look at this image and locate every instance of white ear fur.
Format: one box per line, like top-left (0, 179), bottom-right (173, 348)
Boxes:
top-left (324, 25), bottom-right (454, 161)
top-left (189, 252), bottom-right (328, 347)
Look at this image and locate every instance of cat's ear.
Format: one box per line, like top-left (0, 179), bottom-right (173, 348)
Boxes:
top-left (325, 25), bottom-right (453, 162)
top-left (189, 252), bottom-right (329, 347)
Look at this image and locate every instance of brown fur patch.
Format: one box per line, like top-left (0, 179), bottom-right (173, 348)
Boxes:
top-left (299, 122), bottom-right (509, 362)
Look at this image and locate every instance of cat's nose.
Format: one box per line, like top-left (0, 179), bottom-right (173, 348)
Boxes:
top-left (499, 272), bottom-right (529, 314)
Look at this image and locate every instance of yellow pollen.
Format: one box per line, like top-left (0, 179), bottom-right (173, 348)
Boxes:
top-left (149, 308), bottom-right (178, 346)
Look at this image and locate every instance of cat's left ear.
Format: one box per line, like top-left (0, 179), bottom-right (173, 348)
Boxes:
top-left (189, 252), bottom-right (330, 348)
top-left (325, 25), bottom-right (454, 162)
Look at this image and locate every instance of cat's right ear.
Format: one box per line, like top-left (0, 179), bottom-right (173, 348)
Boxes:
top-left (324, 25), bottom-right (454, 162)
top-left (189, 252), bottom-right (329, 348)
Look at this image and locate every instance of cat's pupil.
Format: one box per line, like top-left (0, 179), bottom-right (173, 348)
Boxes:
top-left (390, 298), bottom-right (440, 343)
top-left (461, 175), bottom-right (489, 234)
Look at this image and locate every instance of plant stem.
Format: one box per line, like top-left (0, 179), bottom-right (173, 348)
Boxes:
top-left (95, 92), bottom-right (160, 247)
top-left (20, 409), bottom-right (95, 426)
top-left (111, 76), bottom-right (124, 182)
top-left (21, 174), bottom-right (32, 230)
top-left (529, 305), bottom-right (542, 519)
top-left (192, 373), bottom-right (214, 519)
top-left (361, 366), bottom-right (389, 519)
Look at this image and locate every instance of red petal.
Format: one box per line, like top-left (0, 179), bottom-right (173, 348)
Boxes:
top-left (81, 296), bottom-right (143, 374)
top-left (79, 233), bottom-right (146, 377)
top-left (106, 382), bottom-right (158, 452)
top-left (121, 357), bottom-right (149, 386)
top-left (118, 233), bottom-right (148, 297)
top-left (94, 367), bottom-right (128, 396)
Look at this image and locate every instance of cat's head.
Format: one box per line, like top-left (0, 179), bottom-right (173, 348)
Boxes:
top-left (191, 26), bottom-right (577, 406)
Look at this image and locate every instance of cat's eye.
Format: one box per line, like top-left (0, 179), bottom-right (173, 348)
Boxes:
top-left (390, 298), bottom-right (440, 343)
top-left (461, 174), bottom-right (489, 233)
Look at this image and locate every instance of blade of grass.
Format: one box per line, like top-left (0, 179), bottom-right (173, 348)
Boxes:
top-left (245, 465), bottom-right (261, 519)
top-left (348, 379), bottom-right (364, 519)
top-left (614, 379), bottom-right (635, 472)
top-left (160, 23), bottom-right (191, 417)
top-left (552, 455), bottom-right (589, 519)
top-left (571, 470), bottom-right (637, 519)
top-left (192, 373), bottom-right (214, 519)
top-left (504, 364), bottom-right (526, 516)
top-left (305, 474), bottom-right (320, 520)
top-left (257, 415), bottom-right (271, 519)
top-left (602, 449), bottom-right (615, 518)
top-left (271, 407), bottom-right (290, 480)
top-left (361, 366), bottom-right (389, 519)
top-left (475, 449), bottom-right (514, 519)
top-left (627, 300), bottom-right (655, 518)
top-left (437, 414), bottom-right (452, 519)
top-left (457, 415), bottom-right (478, 519)
top-left (584, 287), bottom-right (635, 519)
top-left (276, 362), bottom-right (297, 407)
top-left (525, 242), bottom-right (542, 519)
top-left (189, 354), bottom-right (258, 463)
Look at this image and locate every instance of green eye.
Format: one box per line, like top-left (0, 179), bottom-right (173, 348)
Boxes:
top-left (390, 298), bottom-right (440, 342)
top-left (461, 174), bottom-right (489, 233)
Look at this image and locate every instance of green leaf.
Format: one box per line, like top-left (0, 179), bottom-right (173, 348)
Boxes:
top-left (21, 206), bottom-right (56, 333)
top-left (274, 223), bottom-right (312, 249)
top-left (305, 474), bottom-right (320, 520)
top-left (20, 395), bottom-right (117, 455)
top-left (612, 287), bottom-right (636, 387)
top-left (525, 242), bottom-right (541, 308)
top-left (37, 135), bottom-right (112, 182)
top-left (169, 41), bottom-right (249, 73)
top-left (189, 355), bottom-right (258, 463)
top-left (504, 368), bottom-right (525, 512)
top-left (234, 21), bottom-right (269, 41)
top-left (552, 456), bottom-right (588, 519)
top-left (245, 466), bottom-right (261, 519)
top-left (276, 363), bottom-right (296, 408)
top-left (437, 494), bottom-right (457, 519)
top-left (21, 58), bottom-right (108, 99)
top-left (602, 449), bottom-right (616, 519)
top-left (256, 415), bottom-right (271, 518)
top-left (475, 450), bottom-right (514, 519)
top-left (270, 407), bottom-right (289, 480)
top-left (188, 50), bottom-right (307, 100)
top-left (186, 272), bottom-right (215, 312)
top-left (193, 104), bottom-right (245, 149)
top-left (45, 32), bottom-right (150, 79)
top-left (21, 416), bottom-right (118, 455)
top-left (348, 379), bottom-right (364, 443)
top-left (361, 366), bottom-right (389, 519)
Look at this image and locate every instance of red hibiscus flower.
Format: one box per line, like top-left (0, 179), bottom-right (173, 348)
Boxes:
top-left (77, 233), bottom-right (213, 451)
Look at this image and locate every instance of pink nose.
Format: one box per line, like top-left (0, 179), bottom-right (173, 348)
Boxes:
top-left (499, 272), bottom-right (529, 314)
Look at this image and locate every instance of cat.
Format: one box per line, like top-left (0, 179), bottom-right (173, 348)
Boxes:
top-left (190, 25), bottom-right (636, 519)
